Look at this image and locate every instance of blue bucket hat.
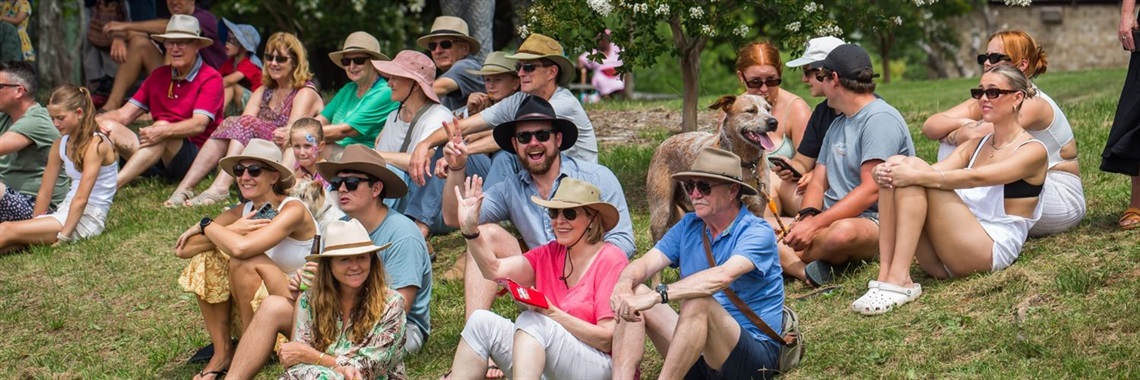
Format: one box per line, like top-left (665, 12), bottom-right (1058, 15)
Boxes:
top-left (222, 18), bottom-right (262, 68)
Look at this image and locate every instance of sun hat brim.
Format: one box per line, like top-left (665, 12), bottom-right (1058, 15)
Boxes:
top-left (530, 196), bottom-right (620, 232)
top-left (465, 65), bottom-right (517, 77)
top-left (371, 60), bottom-right (441, 104)
top-left (671, 171), bottom-right (759, 196)
top-left (221, 19), bottom-right (258, 53)
top-left (492, 116), bottom-right (578, 154)
top-left (316, 160), bottom-right (408, 199)
top-left (329, 48), bottom-right (390, 68)
top-left (305, 241), bottom-right (392, 261)
top-left (219, 155), bottom-right (296, 189)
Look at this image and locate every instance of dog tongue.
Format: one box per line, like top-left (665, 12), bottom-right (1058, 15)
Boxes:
top-left (756, 132), bottom-right (776, 152)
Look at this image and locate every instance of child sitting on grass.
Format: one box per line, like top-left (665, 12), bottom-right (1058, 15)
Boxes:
top-left (288, 118), bottom-right (344, 230)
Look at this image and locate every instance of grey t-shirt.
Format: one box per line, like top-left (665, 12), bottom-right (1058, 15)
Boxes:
top-left (817, 98), bottom-right (914, 215)
top-left (439, 57), bottom-right (485, 111)
top-left (480, 88), bottom-right (599, 163)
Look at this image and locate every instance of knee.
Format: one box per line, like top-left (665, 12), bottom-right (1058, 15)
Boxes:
top-left (678, 296), bottom-right (718, 319)
top-left (816, 220), bottom-right (870, 252)
top-left (257, 295), bottom-right (293, 318)
top-left (462, 309), bottom-right (500, 337)
top-left (885, 155), bottom-right (908, 165)
top-left (898, 156), bottom-right (931, 170)
top-left (479, 224), bottom-right (520, 256)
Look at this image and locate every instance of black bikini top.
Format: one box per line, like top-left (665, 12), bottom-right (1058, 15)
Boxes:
top-left (969, 135), bottom-right (1044, 199)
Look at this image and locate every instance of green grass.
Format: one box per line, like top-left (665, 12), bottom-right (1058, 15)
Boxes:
top-left (2, 67), bottom-right (1138, 378)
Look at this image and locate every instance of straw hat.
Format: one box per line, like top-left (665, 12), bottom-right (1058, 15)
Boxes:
top-left (505, 33), bottom-right (575, 86)
top-left (465, 51), bottom-right (518, 76)
top-left (305, 219), bottom-right (391, 261)
top-left (221, 19), bottom-right (262, 68)
top-left (316, 145), bottom-right (408, 198)
top-left (415, 16), bottom-right (482, 54)
top-left (372, 50), bottom-right (439, 103)
top-left (492, 96), bottom-right (578, 154)
top-left (531, 178), bottom-right (619, 232)
top-left (218, 139), bottom-right (295, 188)
top-left (671, 147), bottom-right (759, 195)
top-left (151, 14), bottom-right (213, 47)
top-left (329, 31), bottom-right (390, 68)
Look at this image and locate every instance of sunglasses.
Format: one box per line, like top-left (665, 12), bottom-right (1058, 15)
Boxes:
top-left (0, 83), bottom-right (21, 89)
top-left (340, 56), bottom-right (370, 66)
top-left (515, 129), bottom-right (555, 144)
top-left (265, 54), bottom-right (292, 64)
top-left (744, 77), bottom-right (782, 89)
top-left (516, 62), bottom-right (554, 73)
top-left (233, 164), bottom-right (273, 177)
top-left (427, 40), bottom-right (455, 51)
top-left (682, 180), bottom-right (729, 196)
top-left (329, 176), bottom-right (374, 192)
top-left (548, 208), bottom-right (583, 221)
top-left (970, 88), bottom-right (1019, 100)
top-left (802, 68), bottom-right (820, 77)
top-left (976, 53), bottom-right (1011, 65)
top-left (163, 40), bottom-right (194, 48)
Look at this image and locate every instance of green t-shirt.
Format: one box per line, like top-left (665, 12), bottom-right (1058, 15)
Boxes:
top-left (0, 104), bottom-right (68, 204)
top-left (321, 77), bottom-right (399, 147)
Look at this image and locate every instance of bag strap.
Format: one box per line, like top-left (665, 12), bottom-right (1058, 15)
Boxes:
top-left (701, 228), bottom-right (794, 346)
top-left (399, 104), bottom-right (435, 153)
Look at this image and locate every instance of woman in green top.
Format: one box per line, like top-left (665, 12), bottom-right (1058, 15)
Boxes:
top-left (312, 31), bottom-right (400, 161)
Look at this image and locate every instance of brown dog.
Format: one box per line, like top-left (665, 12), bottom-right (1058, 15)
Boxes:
top-left (646, 94), bottom-right (778, 242)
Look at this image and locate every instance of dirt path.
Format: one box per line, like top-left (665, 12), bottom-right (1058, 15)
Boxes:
top-left (588, 107), bottom-right (723, 146)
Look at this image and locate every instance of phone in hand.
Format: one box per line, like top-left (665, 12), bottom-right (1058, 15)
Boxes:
top-left (496, 278), bottom-right (549, 309)
top-left (253, 202), bottom-right (278, 220)
top-left (768, 156), bottom-right (803, 180)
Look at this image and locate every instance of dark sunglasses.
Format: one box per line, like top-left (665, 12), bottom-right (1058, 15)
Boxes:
top-left (970, 88), bottom-right (1019, 100)
top-left (802, 68), bottom-right (820, 77)
top-left (340, 56), bottom-right (370, 66)
top-left (427, 40), bottom-right (455, 50)
top-left (233, 164), bottom-right (273, 177)
top-left (744, 77), bottom-right (782, 89)
top-left (682, 180), bottom-right (729, 196)
top-left (976, 53), bottom-right (1011, 65)
top-left (329, 176), bottom-right (374, 192)
top-left (516, 62), bottom-right (554, 73)
top-left (265, 54), bottom-right (292, 64)
top-left (548, 208), bottom-right (584, 221)
top-left (515, 129), bottom-right (555, 144)
top-left (814, 71), bottom-right (831, 82)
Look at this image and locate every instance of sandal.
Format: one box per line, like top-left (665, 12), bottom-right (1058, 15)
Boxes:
top-left (1119, 207), bottom-right (1140, 230)
top-left (163, 189), bottom-right (194, 208)
top-left (858, 282), bottom-right (921, 316)
top-left (196, 369), bottom-right (227, 380)
top-left (185, 191), bottom-right (230, 207)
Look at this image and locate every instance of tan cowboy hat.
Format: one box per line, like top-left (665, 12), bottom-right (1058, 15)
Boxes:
top-left (531, 178), bottom-right (620, 232)
top-left (316, 144), bottom-right (408, 198)
top-left (415, 16), bottom-right (482, 54)
top-left (505, 33), bottom-right (575, 86)
top-left (671, 147), bottom-right (759, 195)
top-left (329, 31), bottom-right (390, 68)
top-left (151, 14), bottom-right (213, 47)
top-left (218, 139), bottom-right (295, 188)
top-left (465, 51), bottom-right (518, 76)
top-left (372, 50), bottom-right (440, 103)
top-left (306, 219), bottom-right (391, 261)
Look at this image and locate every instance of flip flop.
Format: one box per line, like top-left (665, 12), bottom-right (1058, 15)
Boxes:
top-left (197, 369), bottom-right (227, 380)
top-left (163, 189), bottom-right (194, 208)
top-left (185, 191), bottom-right (230, 207)
top-left (1119, 207), bottom-right (1140, 230)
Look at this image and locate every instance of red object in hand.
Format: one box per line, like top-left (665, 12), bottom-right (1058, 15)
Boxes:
top-left (496, 278), bottom-right (549, 309)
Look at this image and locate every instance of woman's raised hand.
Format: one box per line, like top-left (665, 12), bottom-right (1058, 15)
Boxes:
top-left (454, 175), bottom-right (485, 234)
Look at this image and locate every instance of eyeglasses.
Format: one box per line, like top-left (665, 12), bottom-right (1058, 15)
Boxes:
top-left (0, 83), bottom-right (21, 90)
top-left (515, 129), bottom-right (555, 144)
top-left (265, 54), bottom-right (292, 64)
top-left (976, 53), bottom-right (1012, 65)
top-left (340, 56), bottom-right (370, 66)
top-left (516, 62), bottom-right (554, 73)
top-left (233, 164), bottom-right (273, 177)
top-left (682, 180), bottom-right (729, 196)
top-left (427, 40), bottom-right (456, 51)
top-left (970, 88), bottom-right (1019, 100)
top-left (163, 40), bottom-right (194, 48)
top-left (743, 77), bottom-right (782, 89)
top-left (329, 176), bottom-right (374, 192)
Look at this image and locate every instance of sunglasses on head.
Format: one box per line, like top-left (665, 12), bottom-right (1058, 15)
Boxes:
top-left (516, 62), bottom-right (554, 73)
top-left (682, 180), bottom-right (729, 196)
top-left (427, 40), bottom-right (455, 51)
top-left (233, 164), bottom-right (274, 177)
top-left (515, 129), bottom-right (555, 144)
top-left (329, 176), bottom-right (375, 192)
top-left (744, 77), bottom-right (782, 89)
top-left (548, 207), bottom-right (585, 221)
top-left (265, 54), bottom-right (292, 64)
top-left (340, 56), bottom-right (370, 66)
top-left (970, 88), bottom-right (1019, 100)
top-left (976, 53), bottom-right (1011, 65)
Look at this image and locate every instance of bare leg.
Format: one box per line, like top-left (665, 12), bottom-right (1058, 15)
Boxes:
top-left (196, 297), bottom-right (233, 377)
top-left (512, 330), bottom-right (546, 380)
top-left (450, 339), bottom-right (489, 379)
top-left (227, 295), bottom-right (293, 379)
top-left (173, 138), bottom-right (228, 194)
top-left (464, 223), bottom-right (524, 320)
top-left (611, 285), bottom-right (678, 380)
top-left (0, 217), bottom-right (63, 251)
top-left (657, 297), bottom-right (741, 379)
top-left (229, 254), bottom-right (283, 331)
top-left (800, 217), bottom-right (880, 265)
top-left (103, 32), bottom-right (164, 111)
top-left (100, 119), bottom-right (139, 161)
top-left (118, 138), bottom-right (183, 189)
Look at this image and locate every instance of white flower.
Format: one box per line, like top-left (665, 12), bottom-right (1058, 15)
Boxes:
top-left (734, 24), bottom-right (749, 37)
top-left (517, 24), bottom-right (530, 38)
top-left (587, 0), bottom-right (613, 16)
top-left (912, 0), bottom-right (935, 5)
top-left (655, 4), bottom-right (670, 16)
top-left (633, 3), bottom-right (648, 14)
top-left (891, 16), bottom-right (903, 26)
top-left (407, 0), bottom-right (425, 13)
top-left (785, 21), bottom-right (801, 32)
top-left (701, 24), bottom-right (716, 36)
top-left (1003, 0), bottom-right (1031, 6)
top-left (804, 2), bottom-right (821, 13)
top-left (689, 7), bottom-right (704, 19)
top-left (816, 24), bottom-right (843, 37)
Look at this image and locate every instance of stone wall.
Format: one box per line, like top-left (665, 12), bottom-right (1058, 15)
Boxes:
top-left (944, 3), bottom-right (1128, 78)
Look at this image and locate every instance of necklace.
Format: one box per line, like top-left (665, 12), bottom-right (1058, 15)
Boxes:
top-left (988, 130), bottom-right (1026, 158)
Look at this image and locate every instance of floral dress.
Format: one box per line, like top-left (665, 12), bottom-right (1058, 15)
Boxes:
top-left (211, 81), bottom-right (316, 145)
top-left (1, 0), bottom-right (33, 61)
top-left (283, 290), bottom-right (407, 380)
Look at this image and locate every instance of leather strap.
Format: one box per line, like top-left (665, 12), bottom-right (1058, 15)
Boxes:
top-left (702, 228), bottom-right (793, 346)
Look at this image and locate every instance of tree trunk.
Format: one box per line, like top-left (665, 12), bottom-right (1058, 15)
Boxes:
top-left (669, 15), bottom-right (706, 133)
top-left (36, 0), bottom-right (82, 89)
top-left (879, 32), bottom-right (894, 83)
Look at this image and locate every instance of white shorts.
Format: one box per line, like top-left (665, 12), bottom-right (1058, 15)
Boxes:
top-left (1029, 171), bottom-right (1086, 237)
top-left (460, 309), bottom-right (612, 379)
top-left (38, 203), bottom-right (108, 240)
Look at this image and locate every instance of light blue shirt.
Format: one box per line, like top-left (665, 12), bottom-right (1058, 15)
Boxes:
top-left (479, 153), bottom-right (636, 257)
top-left (343, 211), bottom-right (433, 340)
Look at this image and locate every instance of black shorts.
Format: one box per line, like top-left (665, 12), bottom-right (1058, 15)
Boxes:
top-left (137, 138), bottom-right (199, 182)
top-left (684, 330), bottom-right (780, 380)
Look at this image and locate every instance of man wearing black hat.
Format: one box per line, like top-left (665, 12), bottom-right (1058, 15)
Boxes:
top-left (781, 44), bottom-right (915, 287)
top-left (439, 96), bottom-right (635, 318)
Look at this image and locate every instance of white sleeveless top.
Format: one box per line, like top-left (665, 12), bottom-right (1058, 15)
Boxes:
top-left (59, 134), bottom-right (118, 214)
top-left (241, 197), bottom-right (317, 272)
top-left (1026, 88), bottom-right (1074, 169)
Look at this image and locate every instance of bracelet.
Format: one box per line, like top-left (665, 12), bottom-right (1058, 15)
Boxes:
top-left (462, 230), bottom-right (481, 240)
top-left (936, 170), bottom-right (945, 189)
top-left (448, 164), bottom-right (467, 172)
top-left (317, 352), bottom-right (325, 366)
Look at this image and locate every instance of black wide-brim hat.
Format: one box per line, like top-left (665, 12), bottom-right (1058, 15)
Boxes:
top-left (492, 95), bottom-right (578, 154)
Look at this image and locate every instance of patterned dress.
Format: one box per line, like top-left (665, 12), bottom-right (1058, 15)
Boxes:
top-left (283, 290), bottom-right (407, 380)
top-left (1, 0), bottom-right (33, 61)
top-left (211, 81), bottom-right (315, 145)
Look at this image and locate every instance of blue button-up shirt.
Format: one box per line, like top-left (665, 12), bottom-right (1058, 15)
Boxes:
top-left (479, 153), bottom-right (636, 257)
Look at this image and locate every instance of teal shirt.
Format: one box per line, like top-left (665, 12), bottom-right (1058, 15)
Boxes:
top-left (344, 211), bottom-right (433, 340)
top-left (321, 78), bottom-right (399, 147)
top-left (0, 104), bottom-right (68, 204)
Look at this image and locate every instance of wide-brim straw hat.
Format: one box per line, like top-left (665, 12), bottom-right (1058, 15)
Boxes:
top-left (492, 95), bottom-right (578, 154)
top-left (531, 178), bottom-right (619, 232)
top-left (218, 138), bottom-right (295, 188)
top-left (329, 31), bottom-right (390, 68)
top-left (305, 219), bottom-right (391, 261)
top-left (671, 147), bottom-right (759, 195)
top-left (372, 50), bottom-right (440, 103)
top-left (415, 16), bottom-right (482, 54)
top-left (316, 144), bottom-right (408, 198)
top-left (151, 14), bottom-right (213, 48)
top-left (465, 51), bottom-right (518, 76)
top-left (505, 33), bottom-right (575, 86)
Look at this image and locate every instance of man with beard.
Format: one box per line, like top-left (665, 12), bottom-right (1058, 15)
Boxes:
top-left (439, 96), bottom-right (634, 319)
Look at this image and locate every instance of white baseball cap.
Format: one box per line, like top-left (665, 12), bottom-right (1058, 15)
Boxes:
top-left (786, 36), bottom-right (846, 67)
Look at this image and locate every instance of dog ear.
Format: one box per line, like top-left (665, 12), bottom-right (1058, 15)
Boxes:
top-left (708, 95), bottom-right (736, 111)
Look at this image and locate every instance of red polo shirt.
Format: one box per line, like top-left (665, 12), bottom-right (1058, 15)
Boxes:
top-left (129, 58), bottom-right (223, 147)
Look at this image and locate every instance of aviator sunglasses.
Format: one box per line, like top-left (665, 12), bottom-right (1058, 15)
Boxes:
top-left (232, 164), bottom-right (273, 177)
top-left (340, 56), bottom-right (370, 66)
top-left (516, 62), bottom-right (554, 73)
top-left (548, 208), bottom-right (584, 221)
top-left (744, 77), bottom-right (782, 89)
top-left (427, 40), bottom-right (455, 50)
top-left (515, 129), bottom-right (555, 144)
top-left (329, 176), bottom-right (375, 192)
top-left (970, 88), bottom-right (1019, 100)
top-left (682, 180), bottom-right (730, 196)
top-left (976, 53), bottom-right (1011, 65)
top-left (265, 54), bottom-right (292, 64)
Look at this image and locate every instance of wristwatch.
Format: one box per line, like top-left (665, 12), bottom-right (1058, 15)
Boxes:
top-left (655, 283), bottom-right (669, 304)
top-left (199, 217), bottom-right (213, 234)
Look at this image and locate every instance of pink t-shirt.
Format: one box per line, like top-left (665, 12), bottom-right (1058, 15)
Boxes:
top-left (524, 241), bottom-right (628, 324)
top-left (129, 59), bottom-right (224, 148)
top-left (220, 56), bottom-right (263, 91)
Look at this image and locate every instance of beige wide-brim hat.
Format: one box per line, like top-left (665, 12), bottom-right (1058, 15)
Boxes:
top-left (329, 31), bottom-right (390, 68)
top-left (465, 51), bottom-right (518, 76)
top-left (531, 178), bottom-right (620, 232)
top-left (218, 139), bottom-right (295, 188)
top-left (316, 144), bottom-right (408, 198)
top-left (671, 147), bottom-right (759, 195)
top-left (151, 14), bottom-right (213, 48)
top-left (505, 33), bottom-right (575, 86)
top-left (415, 16), bottom-right (482, 54)
top-left (372, 50), bottom-right (440, 103)
top-left (306, 219), bottom-right (391, 261)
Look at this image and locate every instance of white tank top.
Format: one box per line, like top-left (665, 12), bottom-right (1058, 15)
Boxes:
top-left (1026, 88), bottom-right (1074, 169)
top-left (241, 197), bottom-right (317, 272)
top-left (59, 134), bottom-right (117, 213)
